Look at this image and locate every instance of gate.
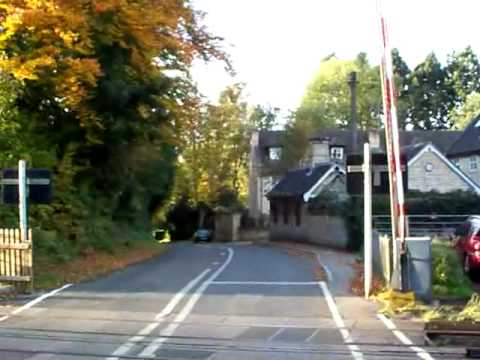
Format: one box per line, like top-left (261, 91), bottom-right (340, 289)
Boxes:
top-left (0, 229), bottom-right (33, 288)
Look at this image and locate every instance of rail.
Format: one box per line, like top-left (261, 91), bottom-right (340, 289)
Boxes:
top-left (373, 214), bottom-right (470, 237)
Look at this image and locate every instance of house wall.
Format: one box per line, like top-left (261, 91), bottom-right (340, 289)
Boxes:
top-left (269, 204), bottom-right (349, 249)
top-left (409, 150), bottom-right (471, 193)
top-left (450, 155), bottom-right (480, 186)
top-left (311, 141), bottom-right (330, 166)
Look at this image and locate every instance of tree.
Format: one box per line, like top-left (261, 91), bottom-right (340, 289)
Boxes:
top-left (249, 104), bottom-right (279, 131)
top-left (297, 53), bottom-right (382, 130)
top-left (408, 53), bottom-right (455, 129)
top-left (449, 92), bottom-right (480, 129)
top-left (173, 84), bottom-right (250, 225)
top-left (446, 46), bottom-right (480, 104)
top-left (0, 1), bottom-right (226, 240)
top-left (391, 49), bottom-right (412, 129)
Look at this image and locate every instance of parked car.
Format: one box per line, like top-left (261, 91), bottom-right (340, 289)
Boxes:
top-left (454, 216), bottom-right (480, 275)
top-left (193, 228), bottom-right (213, 243)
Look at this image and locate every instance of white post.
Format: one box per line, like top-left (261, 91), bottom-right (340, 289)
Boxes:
top-left (18, 160), bottom-right (28, 242)
top-left (364, 143), bottom-right (373, 298)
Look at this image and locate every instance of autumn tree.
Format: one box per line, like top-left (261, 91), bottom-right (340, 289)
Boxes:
top-left (0, 1), bottom-right (226, 241)
top-left (173, 84), bottom-right (250, 225)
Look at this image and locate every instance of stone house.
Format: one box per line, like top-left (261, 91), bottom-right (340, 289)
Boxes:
top-left (404, 142), bottom-right (480, 194)
top-left (248, 128), bottom-right (470, 225)
top-left (448, 116), bottom-right (480, 186)
top-left (266, 162), bottom-right (349, 247)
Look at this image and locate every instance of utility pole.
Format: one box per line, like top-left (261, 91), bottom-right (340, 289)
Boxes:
top-left (348, 72), bottom-right (358, 154)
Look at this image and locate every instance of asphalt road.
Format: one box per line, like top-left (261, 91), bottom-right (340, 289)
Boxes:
top-left (0, 242), bottom-right (466, 359)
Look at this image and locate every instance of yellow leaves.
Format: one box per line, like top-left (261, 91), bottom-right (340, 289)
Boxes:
top-left (0, 55), bottom-right (55, 80)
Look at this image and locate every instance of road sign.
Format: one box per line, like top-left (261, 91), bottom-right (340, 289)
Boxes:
top-left (346, 153), bottom-right (407, 195)
top-left (2, 168), bottom-right (52, 204)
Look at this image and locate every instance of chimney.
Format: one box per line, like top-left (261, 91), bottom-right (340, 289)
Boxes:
top-left (368, 129), bottom-right (381, 151)
top-left (348, 72), bottom-right (358, 153)
top-left (310, 138), bottom-right (330, 167)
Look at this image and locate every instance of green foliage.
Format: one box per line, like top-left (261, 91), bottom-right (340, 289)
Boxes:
top-left (297, 53), bottom-right (382, 130)
top-left (372, 190), bottom-right (480, 215)
top-left (249, 104), bottom-right (279, 131)
top-left (431, 239), bottom-right (473, 298)
top-left (0, 1), bottom-right (227, 259)
top-left (449, 93), bottom-right (480, 129)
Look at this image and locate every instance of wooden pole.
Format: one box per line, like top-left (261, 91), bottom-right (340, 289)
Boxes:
top-left (364, 143), bottom-right (373, 298)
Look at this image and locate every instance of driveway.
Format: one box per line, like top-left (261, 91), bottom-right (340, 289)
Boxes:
top-left (0, 242), bottom-right (464, 359)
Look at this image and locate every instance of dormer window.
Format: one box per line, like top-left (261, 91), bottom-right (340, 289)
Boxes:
top-left (330, 146), bottom-right (344, 160)
top-left (268, 147), bottom-right (282, 161)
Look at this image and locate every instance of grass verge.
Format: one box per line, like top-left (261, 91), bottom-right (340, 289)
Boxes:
top-left (431, 238), bottom-right (474, 299)
top-left (33, 230), bottom-right (169, 291)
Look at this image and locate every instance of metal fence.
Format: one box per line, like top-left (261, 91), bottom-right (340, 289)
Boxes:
top-left (373, 214), bottom-right (470, 238)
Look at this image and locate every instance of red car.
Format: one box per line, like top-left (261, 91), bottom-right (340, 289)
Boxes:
top-left (454, 216), bottom-right (480, 276)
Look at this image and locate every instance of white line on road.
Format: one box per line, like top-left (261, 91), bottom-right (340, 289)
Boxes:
top-left (0, 283), bottom-right (72, 323)
top-left (304, 328), bottom-right (320, 343)
top-left (314, 255), bottom-right (333, 283)
top-left (106, 268), bottom-right (211, 360)
top-left (139, 247), bottom-right (234, 358)
top-left (267, 328), bottom-right (285, 342)
top-left (319, 281), bottom-right (364, 360)
top-left (211, 281), bottom-right (319, 286)
top-left (377, 314), bottom-right (435, 360)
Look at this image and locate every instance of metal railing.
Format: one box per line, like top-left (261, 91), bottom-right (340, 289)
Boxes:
top-left (373, 214), bottom-right (470, 237)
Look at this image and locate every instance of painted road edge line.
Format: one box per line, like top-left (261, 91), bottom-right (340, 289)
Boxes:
top-left (211, 281), bottom-right (319, 285)
top-left (106, 268), bottom-right (211, 360)
top-left (315, 254), bottom-right (333, 283)
top-left (0, 283), bottom-right (72, 323)
top-left (139, 247), bottom-right (234, 358)
top-left (319, 281), bottom-right (364, 360)
top-left (377, 314), bottom-right (434, 360)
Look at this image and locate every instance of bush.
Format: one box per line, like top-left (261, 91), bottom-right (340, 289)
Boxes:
top-left (431, 239), bottom-right (473, 298)
top-left (372, 190), bottom-right (480, 215)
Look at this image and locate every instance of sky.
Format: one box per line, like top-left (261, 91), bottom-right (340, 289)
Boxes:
top-left (190, 0), bottom-right (480, 113)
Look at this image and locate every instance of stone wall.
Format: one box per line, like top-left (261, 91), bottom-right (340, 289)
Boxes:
top-left (409, 150), bottom-right (470, 193)
top-left (451, 155), bottom-right (480, 186)
top-left (269, 205), bottom-right (349, 249)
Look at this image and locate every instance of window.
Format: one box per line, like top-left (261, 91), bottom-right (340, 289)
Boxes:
top-left (470, 156), bottom-right (477, 171)
top-left (452, 159), bottom-right (460, 168)
top-left (330, 147), bottom-right (344, 160)
top-left (268, 147), bottom-right (282, 161)
top-left (425, 162), bottom-right (433, 172)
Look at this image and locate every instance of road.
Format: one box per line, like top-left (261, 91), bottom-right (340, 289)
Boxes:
top-left (0, 242), bottom-right (465, 359)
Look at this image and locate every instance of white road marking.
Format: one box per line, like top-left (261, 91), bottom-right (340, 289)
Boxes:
top-left (220, 252), bottom-right (226, 256)
top-left (211, 281), bottom-right (319, 286)
top-left (267, 328), bottom-right (285, 342)
top-left (304, 328), bottom-right (320, 343)
top-left (0, 283), bottom-right (72, 323)
top-left (314, 254), bottom-right (333, 283)
top-left (319, 281), bottom-right (364, 360)
top-left (139, 248), bottom-right (234, 358)
top-left (212, 262), bottom-right (220, 265)
top-left (377, 314), bottom-right (435, 360)
top-left (106, 268), bottom-right (211, 360)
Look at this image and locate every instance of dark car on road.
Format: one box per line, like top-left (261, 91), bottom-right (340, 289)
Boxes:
top-left (193, 228), bottom-right (213, 243)
top-left (454, 216), bottom-right (480, 276)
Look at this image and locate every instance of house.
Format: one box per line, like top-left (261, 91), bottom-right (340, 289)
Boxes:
top-left (404, 142), bottom-right (480, 194)
top-left (448, 116), bottom-right (480, 186)
top-left (248, 127), bottom-right (469, 225)
top-left (266, 162), bottom-right (349, 247)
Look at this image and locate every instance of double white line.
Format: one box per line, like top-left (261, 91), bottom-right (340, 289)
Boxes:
top-left (106, 247), bottom-right (234, 360)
